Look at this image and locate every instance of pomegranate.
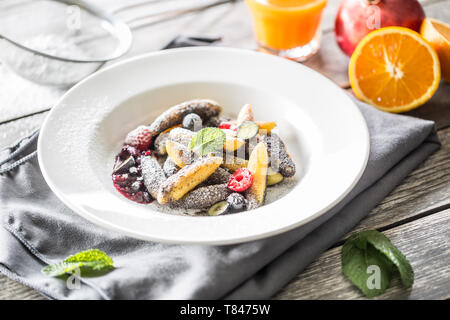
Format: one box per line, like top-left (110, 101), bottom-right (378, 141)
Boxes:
top-left (335, 0), bottom-right (425, 56)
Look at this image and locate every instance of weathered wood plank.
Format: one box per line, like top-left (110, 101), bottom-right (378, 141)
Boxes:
top-left (405, 81), bottom-right (450, 130)
top-left (0, 276), bottom-right (45, 300)
top-left (275, 209), bottom-right (450, 300)
top-left (341, 127), bottom-right (450, 240)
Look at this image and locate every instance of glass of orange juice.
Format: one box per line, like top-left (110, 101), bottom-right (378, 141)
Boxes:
top-left (245, 0), bottom-right (327, 61)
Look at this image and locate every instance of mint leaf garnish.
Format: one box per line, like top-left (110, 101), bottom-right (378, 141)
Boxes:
top-left (342, 237), bottom-right (394, 297)
top-left (189, 127), bottom-right (226, 156)
top-left (342, 230), bottom-right (413, 298)
top-left (362, 230), bottom-right (414, 287)
top-left (41, 262), bottom-right (84, 277)
top-left (42, 249), bottom-right (114, 277)
top-left (65, 249), bottom-right (113, 270)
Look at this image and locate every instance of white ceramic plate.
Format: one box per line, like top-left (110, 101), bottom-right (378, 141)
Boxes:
top-left (38, 47), bottom-right (369, 245)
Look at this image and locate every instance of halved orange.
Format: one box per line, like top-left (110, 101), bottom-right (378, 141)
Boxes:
top-left (349, 27), bottom-right (441, 113)
top-left (421, 18), bottom-right (450, 82)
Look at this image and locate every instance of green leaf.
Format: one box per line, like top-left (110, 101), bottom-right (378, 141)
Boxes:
top-left (362, 230), bottom-right (414, 288)
top-left (189, 127), bottom-right (226, 156)
top-left (41, 249), bottom-right (114, 277)
top-left (41, 262), bottom-right (83, 277)
top-left (342, 230), bottom-right (414, 298)
top-left (65, 249), bottom-right (114, 271)
top-left (342, 237), bottom-right (394, 297)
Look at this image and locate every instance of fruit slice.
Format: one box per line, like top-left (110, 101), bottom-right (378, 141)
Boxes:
top-left (237, 121), bottom-right (259, 140)
top-left (267, 167), bottom-right (283, 186)
top-left (221, 129), bottom-right (245, 152)
top-left (161, 124), bottom-right (182, 134)
top-left (166, 140), bottom-right (195, 167)
top-left (237, 103), bottom-right (254, 125)
top-left (208, 201), bottom-right (230, 216)
top-left (256, 121), bottom-right (276, 134)
top-left (221, 156), bottom-right (249, 172)
top-left (157, 156), bottom-right (222, 204)
top-left (421, 18), bottom-right (450, 82)
top-left (245, 142), bottom-right (268, 209)
top-left (224, 136), bottom-right (245, 153)
top-left (168, 127), bottom-right (195, 147)
top-left (113, 156), bottom-right (135, 174)
top-left (349, 27), bottom-right (441, 113)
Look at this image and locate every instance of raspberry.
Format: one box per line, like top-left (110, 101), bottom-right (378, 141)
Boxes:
top-left (218, 122), bottom-right (232, 129)
top-left (218, 122), bottom-right (237, 131)
top-left (124, 126), bottom-right (152, 151)
top-left (227, 168), bottom-right (253, 192)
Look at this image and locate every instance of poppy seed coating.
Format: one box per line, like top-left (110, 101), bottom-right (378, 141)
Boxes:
top-left (171, 184), bottom-right (231, 209)
top-left (262, 133), bottom-right (296, 178)
top-left (148, 99), bottom-right (222, 136)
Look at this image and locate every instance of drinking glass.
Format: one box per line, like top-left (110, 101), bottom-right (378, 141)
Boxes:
top-left (245, 0), bottom-right (328, 61)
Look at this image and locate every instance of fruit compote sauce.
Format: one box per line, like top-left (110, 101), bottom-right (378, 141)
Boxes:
top-left (112, 145), bottom-right (153, 204)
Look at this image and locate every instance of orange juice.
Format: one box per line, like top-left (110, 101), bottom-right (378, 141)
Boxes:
top-left (245, 0), bottom-right (327, 58)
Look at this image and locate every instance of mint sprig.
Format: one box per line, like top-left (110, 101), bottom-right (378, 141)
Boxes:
top-left (342, 230), bottom-right (413, 298)
top-left (189, 127), bottom-right (226, 156)
top-left (42, 249), bottom-right (114, 277)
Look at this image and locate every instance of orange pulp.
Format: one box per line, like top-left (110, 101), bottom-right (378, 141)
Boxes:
top-left (245, 0), bottom-right (327, 50)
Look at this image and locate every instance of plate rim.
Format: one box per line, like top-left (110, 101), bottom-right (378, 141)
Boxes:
top-left (37, 46), bottom-right (370, 245)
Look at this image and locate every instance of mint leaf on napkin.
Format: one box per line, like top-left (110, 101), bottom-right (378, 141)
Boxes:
top-left (189, 127), bottom-right (226, 156)
top-left (42, 249), bottom-right (114, 277)
top-left (342, 230), bottom-right (413, 298)
top-left (41, 261), bottom-right (84, 277)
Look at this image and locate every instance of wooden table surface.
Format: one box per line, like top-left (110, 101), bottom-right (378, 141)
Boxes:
top-left (0, 0), bottom-right (449, 300)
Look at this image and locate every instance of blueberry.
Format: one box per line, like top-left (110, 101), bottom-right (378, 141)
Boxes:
top-left (182, 113), bottom-right (202, 131)
top-left (227, 193), bottom-right (246, 212)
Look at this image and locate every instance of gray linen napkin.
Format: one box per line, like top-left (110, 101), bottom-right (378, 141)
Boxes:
top-left (0, 100), bottom-right (440, 299)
